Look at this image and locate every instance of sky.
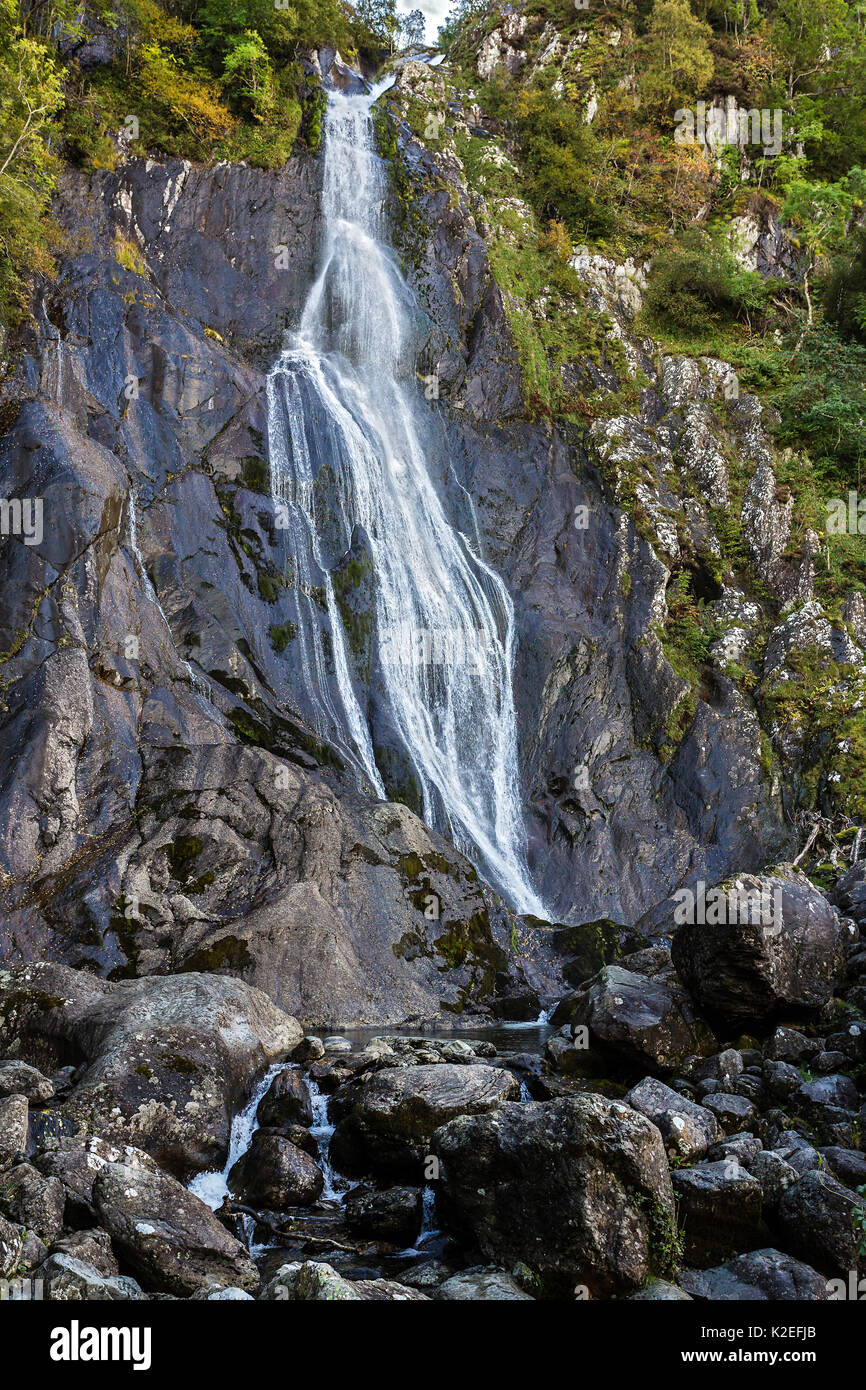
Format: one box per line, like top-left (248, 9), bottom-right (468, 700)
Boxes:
top-left (395, 0), bottom-right (451, 45)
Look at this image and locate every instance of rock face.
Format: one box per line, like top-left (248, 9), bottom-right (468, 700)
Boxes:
top-left (344, 1185), bottom-right (423, 1246)
top-left (92, 1161), bottom-right (259, 1295)
top-left (569, 965), bottom-right (714, 1075)
top-left (431, 1095), bottom-right (676, 1298)
top-left (671, 1161), bottom-right (767, 1264)
top-left (671, 871), bottom-right (845, 1027)
top-left (330, 1064), bottom-right (520, 1178)
top-left (0, 962), bottom-right (301, 1175)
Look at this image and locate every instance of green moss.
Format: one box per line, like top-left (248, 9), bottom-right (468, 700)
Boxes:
top-left (178, 935), bottom-right (253, 974)
top-left (240, 457), bottom-right (270, 495)
top-left (166, 836), bottom-right (204, 884)
top-left (269, 622), bottom-right (297, 653)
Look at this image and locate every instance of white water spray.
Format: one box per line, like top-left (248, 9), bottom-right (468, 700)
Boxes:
top-left (267, 78), bottom-right (545, 917)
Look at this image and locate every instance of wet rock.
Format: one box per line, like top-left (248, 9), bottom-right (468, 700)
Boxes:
top-left (0, 1060), bottom-right (55, 1104)
top-left (569, 966), bottom-right (714, 1076)
top-left (290, 1037), bottom-right (325, 1063)
top-left (344, 1185), bottom-right (422, 1246)
top-left (0, 962), bottom-right (302, 1177)
top-left (256, 1070), bottom-right (314, 1128)
top-left (671, 871), bottom-right (844, 1028)
top-left (432, 1095), bottom-right (675, 1298)
top-left (93, 1161), bottom-right (259, 1296)
top-left (624, 1077), bottom-right (720, 1161)
top-left (679, 1248), bottom-right (830, 1301)
top-left (260, 1260), bottom-right (429, 1300)
top-left (672, 1161), bottom-right (767, 1264)
top-left (227, 1129), bottom-right (323, 1210)
top-left (775, 1170), bottom-right (866, 1276)
top-left (0, 1094), bottom-right (27, 1169)
top-left (0, 1162), bottom-right (65, 1243)
top-left (41, 1253), bottom-right (145, 1301)
top-left (330, 1063), bottom-right (519, 1178)
top-left (436, 1268), bottom-right (534, 1300)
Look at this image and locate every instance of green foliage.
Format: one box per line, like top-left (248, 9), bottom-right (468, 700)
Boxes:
top-left (824, 224), bottom-right (866, 343)
top-left (0, 0), bottom-right (63, 328)
top-left (643, 227), bottom-right (772, 333)
top-left (637, 0), bottom-right (714, 119)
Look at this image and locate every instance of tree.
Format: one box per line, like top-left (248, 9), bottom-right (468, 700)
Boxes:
top-left (637, 0), bottom-right (714, 119)
top-left (0, 0), bottom-right (63, 327)
top-left (400, 8), bottom-right (426, 48)
top-left (221, 28), bottom-right (274, 120)
top-left (781, 169), bottom-right (866, 350)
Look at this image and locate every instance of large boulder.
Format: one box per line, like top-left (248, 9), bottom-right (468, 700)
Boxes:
top-left (431, 1095), bottom-right (676, 1298)
top-left (0, 1059), bottom-right (55, 1103)
top-left (775, 1170), bottom-right (866, 1277)
top-left (261, 1260), bottom-right (429, 1301)
top-left (568, 966), bottom-right (714, 1076)
top-left (679, 1248), bottom-right (830, 1301)
top-left (93, 1161), bottom-right (259, 1296)
top-left (0, 1162), bottom-right (65, 1243)
top-left (344, 1185), bottom-right (422, 1246)
top-left (0, 962), bottom-right (301, 1176)
top-left (41, 1253), bottom-right (145, 1301)
top-left (330, 1064), bottom-right (520, 1178)
top-left (671, 1161), bottom-right (767, 1264)
top-left (34, 1136), bottom-right (161, 1224)
top-left (256, 1069), bottom-right (313, 1128)
top-left (671, 871), bottom-right (845, 1027)
top-left (227, 1129), bottom-right (323, 1210)
top-left (0, 1093), bottom-right (27, 1169)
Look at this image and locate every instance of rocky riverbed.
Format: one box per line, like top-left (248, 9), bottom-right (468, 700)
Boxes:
top-left (1, 857), bottom-right (864, 1301)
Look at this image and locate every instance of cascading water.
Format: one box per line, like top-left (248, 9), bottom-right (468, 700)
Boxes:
top-left (267, 76), bottom-right (546, 918)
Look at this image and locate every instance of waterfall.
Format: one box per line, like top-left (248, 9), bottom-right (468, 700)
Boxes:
top-left (266, 78), bottom-right (546, 918)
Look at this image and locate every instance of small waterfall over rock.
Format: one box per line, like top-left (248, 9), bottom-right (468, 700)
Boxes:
top-left (267, 77), bottom-right (546, 918)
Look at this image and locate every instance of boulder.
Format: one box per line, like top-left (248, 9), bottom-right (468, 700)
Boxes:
top-left (775, 1170), bottom-right (866, 1277)
top-left (344, 1185), bottom-right (422, 1246)
top-left (432, 1095), bottom-right (676, 1298)
top-left (0, 1094), bottom-right (27, 1169)
top-left (0, 1060), bottom-right (55, 1104)
top-left (0, 1213), bottom-right (22, 1277)
top-left (260, 1260), bottom-right (429, 1300)
top-left (625, 1077), bottom-right (720, 1161)
top-left (671, 1161), bottom-right (767, 1264)
top-left (568, 966), bottom-right (714, 1076)
top-left (227, 1129), bottom-right (323, 1209)
top-left (819, 1147), bottom-right (866, 1187)
top-left (256, 1069), bottom-right (314, 1128)
top-left (41, 1253), bottom-right (145, 1301)
top-left (747, 1150), bottom-right (799, 1210)
top-left (330, 1064), bottom-right (519, 1178)
top-left (679, 1248), bottom-right (830, 1300)
top-left (93, 1161), bottom-right (259, 1296)
top-left (702, 1091), bottom-right (758, 1134)
top-left (671, 871), bottom-right (844, 1027)
top-left (34, 1136), bottom-right (162, 1224)
top-left (0, 962), bottom-right (302, 1177)
top-left (49, 1228), bottom-right (119, 1276)
top-left (0, 1162), bottom-right (65, 1243)
top-left (627, 1279), bottom-right (692, 1300)
top-left (436, 1268), bottom-right (534, 1300)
